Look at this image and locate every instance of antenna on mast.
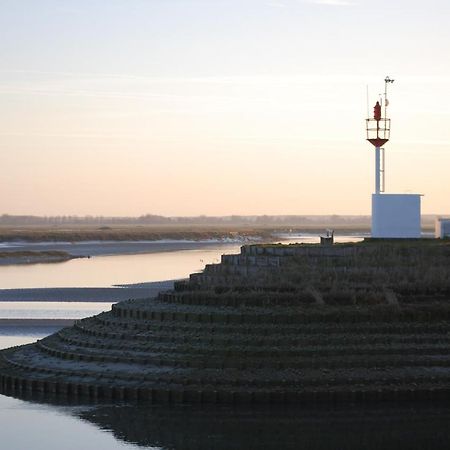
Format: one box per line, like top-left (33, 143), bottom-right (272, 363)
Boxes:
top-left (366, 85), bottom-right (370, 118)
top-left (384, 75), bottom-right (394, 119)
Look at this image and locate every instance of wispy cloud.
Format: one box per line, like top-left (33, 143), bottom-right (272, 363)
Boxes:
top-left (265, 1), bottom-right (287, 7)
top-left (309, 0), bottom-right (356, 5)
top-left (0, 131), bottom-right (136, 139)
top-left (0, 69), bottom-right (372, 86)
top-left (267, 0), bottom-right (355, 7)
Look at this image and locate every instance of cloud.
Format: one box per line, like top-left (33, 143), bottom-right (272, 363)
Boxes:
top-left (265, 1), bottom-right (288, 7)
top-left (0, 69), bottom-right (371, 87)
top-left (0, 131), bottom-right (135, 139)
top-left (309, 0), bottom-right (355, 5)
top-left (267, 0), bottom-right (355, 7)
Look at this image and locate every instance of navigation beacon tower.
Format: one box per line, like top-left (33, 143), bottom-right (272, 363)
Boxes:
top-left (366, 77), bottom-right (422, 238)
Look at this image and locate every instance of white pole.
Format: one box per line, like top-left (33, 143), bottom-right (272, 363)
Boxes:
top-left (375, 146), bottom-right (380, 194)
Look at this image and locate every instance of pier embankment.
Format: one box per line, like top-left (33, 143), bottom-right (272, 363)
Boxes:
top-left (2, 240), bottom-right (450, 404)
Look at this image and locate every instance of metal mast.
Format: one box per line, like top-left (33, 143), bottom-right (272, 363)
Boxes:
top-left (366, 76), bottom-right (393, 194)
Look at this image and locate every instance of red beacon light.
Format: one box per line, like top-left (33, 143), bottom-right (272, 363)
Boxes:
top-left (373, 101), bottom-right (382, 121)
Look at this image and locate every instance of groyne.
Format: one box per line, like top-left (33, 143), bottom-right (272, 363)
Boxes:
top-left (2, 241), bottom-right (450, 403)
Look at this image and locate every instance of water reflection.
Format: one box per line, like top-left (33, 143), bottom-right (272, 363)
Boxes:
top-left (0, 326), bottom-right (63, 349)
top-left (275, 232), bottom-right (367, 245)
top-left (2, 392), bottom-right (450, 450)
top-left (0, 301), bottom-right (113, 319)
top-left (0, 245), bottom-right (242, 289)
top-left (0, 234), bottom-right (367, 289)
top-left (72, 403), bottom-right (450, 450)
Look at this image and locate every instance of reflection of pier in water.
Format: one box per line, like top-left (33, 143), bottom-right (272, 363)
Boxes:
top-left (76, 404), bottom-right (450, 450)
top-left (5, 392), bottom-right (450, 449)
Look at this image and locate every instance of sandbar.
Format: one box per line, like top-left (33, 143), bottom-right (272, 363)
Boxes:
top-left (0, 280), bottom-right (175, 302)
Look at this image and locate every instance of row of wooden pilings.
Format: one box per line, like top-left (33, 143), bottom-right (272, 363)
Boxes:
top-left (112, 304), bottom-right (450, 325)
top-left (1, 370), bottom-right (450, 404)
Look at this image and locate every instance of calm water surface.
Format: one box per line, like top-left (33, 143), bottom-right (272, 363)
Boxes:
top-left (0, 332), bottom-right (143, 450)
top-left (0, 244), bottom-right (242, 289)
top-left (0, 235), bottom-right (366, 289)
top-left (0, 302), bottom-right (113, 319)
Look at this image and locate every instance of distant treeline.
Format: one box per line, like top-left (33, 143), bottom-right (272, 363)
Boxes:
top-left (0, 214), bottom-right (439, 227)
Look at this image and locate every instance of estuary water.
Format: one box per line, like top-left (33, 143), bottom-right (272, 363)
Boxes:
top-left (0, 242), bottom-right (244, 289)
top-left (0, 302), bottom-right (113, 319)
top-left (3, 233), bottom-right (450, 449)
top-left (0, 234), bottom-right (366, 290)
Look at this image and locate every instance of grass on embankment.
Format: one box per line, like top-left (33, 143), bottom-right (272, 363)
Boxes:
top-left (0, 225), bottom-right (275, 242)
top-left (0, 224), bottom-right (376, 243)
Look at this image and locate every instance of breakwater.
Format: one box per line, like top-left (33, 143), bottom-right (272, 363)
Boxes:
top-left (2, 241), bottom-right (450, 403)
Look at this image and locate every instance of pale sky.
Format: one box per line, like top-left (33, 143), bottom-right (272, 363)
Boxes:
top-left (1, 0), bottom-right (450, 216)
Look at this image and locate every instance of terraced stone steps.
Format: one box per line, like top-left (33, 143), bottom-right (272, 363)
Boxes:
top-left (111, 302), bottom-right (450, 325)
top-left (50, 327), bottom-right (450, 359)
top-left (3, 241), bottom-right (450, 403)
top-left (59, 326), bottom-right (450, 350)
top-left (6, 343), bottom-right (450, 390)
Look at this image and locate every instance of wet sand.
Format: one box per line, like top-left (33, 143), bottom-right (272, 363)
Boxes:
top-left (0, 280), bottom-right (175, 302)
top-left (0, 319), bottom-right (75, 327)
top-left (0, 250), bottom-right (84, 266)
top-left (0, 280), bottom-right (175, 328)
top-left (0, 240), bottom-right (247, 259)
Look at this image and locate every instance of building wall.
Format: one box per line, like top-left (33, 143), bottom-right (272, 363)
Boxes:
top-left (372, 194), bottom-right (422, 238)
top-left (435, 218), bottom-right (450, 238)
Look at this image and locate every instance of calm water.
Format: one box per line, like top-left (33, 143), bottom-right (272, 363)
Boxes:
top-left (0, 235), bottom-right (366, 289)
top-left (0, 244), bottom-right (242, 289)
top-left (0, 327), bottom-right (62, 350)
top-left (274, 232), bottom-right (367, 244)
top-left (0, 302), bottom-right (113, 319)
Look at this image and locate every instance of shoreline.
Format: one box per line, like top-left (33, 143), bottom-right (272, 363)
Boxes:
top-left (0, 239), bottom-right (247, 265)
top-left (0, 280), bottom-right (176, 302)
top-left (0, 227), bottom-right (273, 244)
top-left (0, 251), bottom-right (85, 266)
top-left (0, 319), bottom-right (76, 327)
top-left (0, 230), bottom-right (389, 266)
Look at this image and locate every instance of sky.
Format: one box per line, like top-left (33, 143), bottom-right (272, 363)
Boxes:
top-left (1, 0), bottom-right (450, 216)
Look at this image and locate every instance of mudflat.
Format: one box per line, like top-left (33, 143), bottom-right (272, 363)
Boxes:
top-left (0, 224), bottom-right (272, 243)
top-left (0, 280), bottom-right (175, 302)
top-left (0, 318), bottom-right (75, 327)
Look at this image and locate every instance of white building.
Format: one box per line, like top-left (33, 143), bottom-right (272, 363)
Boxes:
top-left (372, 194), bottom-right (422, 238)
top-left (435, 218), bottom-right (450, 239)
